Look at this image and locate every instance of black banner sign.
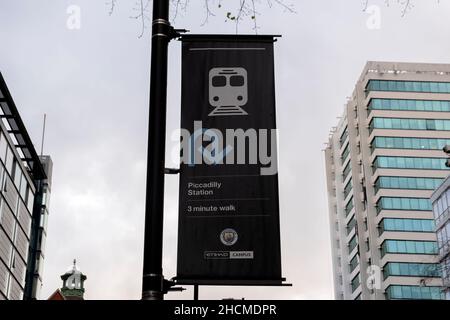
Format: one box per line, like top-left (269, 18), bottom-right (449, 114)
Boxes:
top-left (176, 35), bottom-right (282, 285)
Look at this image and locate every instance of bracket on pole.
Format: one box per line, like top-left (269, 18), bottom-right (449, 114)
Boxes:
top-left (163, 279), bottom-right (185, 294)
top-left (168, 27), bottom-right (189, 40)
top-left (164, 168), bottom-right (180, 175)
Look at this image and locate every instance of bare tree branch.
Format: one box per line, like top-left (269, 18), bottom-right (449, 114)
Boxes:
top-left (107, 0), bottom-right (297, 37)
top-left (235, 0), bottom-right (247, 33)
top-left (251, 0), bottom-right (259, 34)
top-left (267, 0), bottom-right (296, 13)
top-left (108, 0), bottom-right (117, 16)
top-left (129, 0), bottom-right (151, 39)
top-left (399, 0), bottom-right (413, 17)
top-left (363, 0), bottom-right (442, 17)
top-left (201, 0), bottom-right (215, 26)
top-left (171, 0), bottom-right (190, 24)
top-left (110, 0), bottom-right (442, 39)
top-left (362, 0), bottom-right (369, 11)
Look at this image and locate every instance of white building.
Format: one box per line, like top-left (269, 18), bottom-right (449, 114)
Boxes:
top-left (430, 175), bottom-right (450, 300)
top-left (325, 61), bottom-right (449, 300)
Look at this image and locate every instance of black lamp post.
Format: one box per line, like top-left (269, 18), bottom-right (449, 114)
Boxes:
top-left (141, 0), bottom-right (171, 301)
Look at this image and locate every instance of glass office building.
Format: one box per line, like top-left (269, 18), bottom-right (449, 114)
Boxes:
top-left (431, 176), bottom-right (450, 300)
top-left (325, 62), bottom-right (448, 300)
top-left (0, 73), bottom-right (52, 300)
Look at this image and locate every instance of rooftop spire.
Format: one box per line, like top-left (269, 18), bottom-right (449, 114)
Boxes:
top-left (60, 259), bottom-right (87, 300)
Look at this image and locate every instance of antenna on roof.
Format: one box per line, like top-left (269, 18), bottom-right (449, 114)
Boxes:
top-left (40, 113), bottom-right (46, 157)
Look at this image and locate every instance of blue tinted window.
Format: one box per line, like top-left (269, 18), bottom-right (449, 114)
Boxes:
top-left (349, 255), bottom-right (359, 273)
top-left (382, 240), bottom-right (438, 255)
top-left (386, 285), bottom-right (443, 300)
top-left (377, 197), bottom-right (431, 213)
top-left (344, 179), bottom-right (353, 199)
top-left (375, 176), bottom-right (443, 192)
top-left (341, 144), bottom-right (350, 165)
top-left (345, 197), bottom-right (354, 217)
top-left (343, 162), bottom-right (351, 180)
top-left (384, 263), bottom-right (441, 278)
top-left (348, 234), bottom-right (358, 253)
top-left (367, 80), bottom-right (450, 94)
top-left (351, 274), bottom-right (360, 293)
top-left (373, 156), bottom-right (449, 171)
top-left (340, 127), bottom-right (348, 147)
top-left (347, 215), bottom-right (356, 236)
top-left (371, 137), bottom-right (450, 152)
top-left (369, 99), bottom-right (450, 112)
top-left (370, 117), bottom-right (450, 132)
top-left (380, 218), bottom-right (435, 233)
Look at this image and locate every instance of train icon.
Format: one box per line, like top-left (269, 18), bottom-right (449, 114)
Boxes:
top-left (208, 67), bottom-right (248, 116)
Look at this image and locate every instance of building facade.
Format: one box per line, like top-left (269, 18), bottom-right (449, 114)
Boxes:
top-left (431, 175), bottom-right (450, 300)
top-left (0, 73), bottom-right (52, 300)
top-left (325, 61), bottom-right (450, 300)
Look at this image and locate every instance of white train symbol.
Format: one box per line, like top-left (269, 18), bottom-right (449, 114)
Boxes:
top-left (208, 67), bottom-right (248, 116)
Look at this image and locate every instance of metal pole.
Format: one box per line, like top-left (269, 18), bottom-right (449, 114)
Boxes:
top-left (40, 113), bottom-right (46, 156)
top-left (194, 285), bottom-right (199, 301)
top-left (142, 0), bottom-right (171, 301)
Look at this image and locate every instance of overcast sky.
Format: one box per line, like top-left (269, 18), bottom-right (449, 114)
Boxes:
top-left (1, 0), bottom-right (450, 300)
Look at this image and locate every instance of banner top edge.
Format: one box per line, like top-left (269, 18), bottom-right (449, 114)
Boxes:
top-left (180, 34), bottom-right (281, 43)
top-left (174, 278), bottom-right (289, 287)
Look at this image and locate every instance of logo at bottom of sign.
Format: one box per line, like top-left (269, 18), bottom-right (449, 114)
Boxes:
top-left (204, 251), bottom-right (254, 260)
top-left (220, 228), bottom-right (239, 246)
